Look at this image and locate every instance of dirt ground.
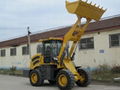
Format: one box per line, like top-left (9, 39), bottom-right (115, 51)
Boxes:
top-left (0, 75), bottom-right (119, 90)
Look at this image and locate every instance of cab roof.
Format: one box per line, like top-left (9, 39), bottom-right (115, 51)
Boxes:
top-left (39, 37), bottom-right (63, 42)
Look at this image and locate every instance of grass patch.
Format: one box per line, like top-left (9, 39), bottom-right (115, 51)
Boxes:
top-left (92, 64), bottom-right (120, 83)
top-left (0, 66), bottom-right (23, 76)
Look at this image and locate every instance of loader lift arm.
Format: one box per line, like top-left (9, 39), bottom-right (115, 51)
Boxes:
top-left (58, 17), bottom-right (91, 61)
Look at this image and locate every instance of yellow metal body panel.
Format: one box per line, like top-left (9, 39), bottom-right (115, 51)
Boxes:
top-left (30, 54), bottom-right (58, 70)
top-left (63, 58), bottom-right (84, 81)
top-left (30, 54), bottom-right (44, 69)
top-left (66, 0), bottom-right (106, 21)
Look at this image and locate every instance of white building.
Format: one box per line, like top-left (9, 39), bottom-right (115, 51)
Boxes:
top-left (0, 15), bottom-right (120, 70)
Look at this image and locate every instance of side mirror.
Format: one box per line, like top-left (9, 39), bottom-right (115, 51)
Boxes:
top-left (52, 57), bottom-right (59, 64)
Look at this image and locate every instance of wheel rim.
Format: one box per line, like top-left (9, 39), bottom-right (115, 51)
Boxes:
top-left (58, 74), bottom-right (68, 87)
top-left (31, 73), bottom-right (38, 84)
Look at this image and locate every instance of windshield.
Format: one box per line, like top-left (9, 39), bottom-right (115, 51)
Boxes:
top-left (51, 40), bottom-right (62, 57)
top-left (43, 40), bottom-right (62, 57)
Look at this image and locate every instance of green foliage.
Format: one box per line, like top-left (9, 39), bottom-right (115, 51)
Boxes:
top-left (97, 64), bottom-right (110, 73)
top-left (9, 66), bottom-right (17, 75)
top-left (0, 67), bottom-right (23, 76)
top-left (111, 65), bottom-right (120, 73)
top-left (92, 64), bottom-right (120, 82)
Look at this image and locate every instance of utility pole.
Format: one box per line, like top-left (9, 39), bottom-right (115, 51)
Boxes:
top-left (27, 26), bottom-right (32, 59)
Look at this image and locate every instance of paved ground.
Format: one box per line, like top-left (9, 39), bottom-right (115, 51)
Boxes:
top-left (0, 75), bottom-right (119, 90)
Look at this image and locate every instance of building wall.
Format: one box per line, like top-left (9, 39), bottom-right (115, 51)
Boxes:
top-left (0, 29), bottom-right (120, 69)
top-left (75, 29), bottom-right (120, 68)
top-left (0, 42), bottom-right (39, 69)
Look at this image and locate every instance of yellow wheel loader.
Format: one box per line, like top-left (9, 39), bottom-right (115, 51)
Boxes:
top-left (29, 0), bottom-right (106, 90)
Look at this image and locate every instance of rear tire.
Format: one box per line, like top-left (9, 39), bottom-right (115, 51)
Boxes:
top-left (56, 69), bottom-right (75, 90)
top-left (76, 68), bottom-right (91, 87)
top-left (29, 69), bottom-right (44, 86)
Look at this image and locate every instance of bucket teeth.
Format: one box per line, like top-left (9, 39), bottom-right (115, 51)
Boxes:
top-left (97, 5), bottom-right (106, 11)
top-left (85, 0), bottom-right (88, 2)
top-left (104, 8), bottom-right (106, 11)
top-left (94, 3), bottom-right (96, 6)
top-left (100, 7), bottom-right (106, 11)
top-left (83, 0), bottom-right (105, 10)
top-left (80, 0), bottom-right (106, 11)
top-left (90, 2), bottom-right (92, 5)
top-left (93, 3), bottom-right (105, 11)
top-left (98, 5), bottom-right (100, 8)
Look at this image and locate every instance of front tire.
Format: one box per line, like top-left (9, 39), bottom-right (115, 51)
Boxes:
top-left (76, 68), bottom-right (91, 87)
top-left (29, 69), bottom-right (44, 86)
top-left (56, 69), bottom-right (75, 90)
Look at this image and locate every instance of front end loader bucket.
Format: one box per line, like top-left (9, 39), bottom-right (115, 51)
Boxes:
top-left (66, 0), bottom-right (106, 21)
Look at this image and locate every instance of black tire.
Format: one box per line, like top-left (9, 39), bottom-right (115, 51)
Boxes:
top-left (29, 69), bottom-right (44, 86)
top-left (56, 69), bottom-right (75, 90)
top-left (48, 80), bottom-right (56, 85)
top-left (76, 68), bottom-right (91, 87)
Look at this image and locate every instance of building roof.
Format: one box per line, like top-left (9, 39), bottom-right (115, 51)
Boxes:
top-left (0, 16), bottom-right (120, 48)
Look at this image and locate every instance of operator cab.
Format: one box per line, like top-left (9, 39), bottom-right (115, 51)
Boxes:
top-left (39, 39), bottom-right (63, 63)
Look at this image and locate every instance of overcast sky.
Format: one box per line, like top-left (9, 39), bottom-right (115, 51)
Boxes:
top-left (0, 0), bottom-right (120, 41)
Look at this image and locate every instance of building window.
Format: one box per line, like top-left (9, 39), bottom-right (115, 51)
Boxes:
top-left (22, 46), bottom-right (29, 55)
top-left (10, 48), bottom-right (16, 56)
top-left (0, 49), bottom-right (6, 57)
top-left (79, 37), bottom-right (94, 50)
top-left (110, 33), bottom-right (120, 47)
top-left (37, 44), bottom-right (43, 53)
